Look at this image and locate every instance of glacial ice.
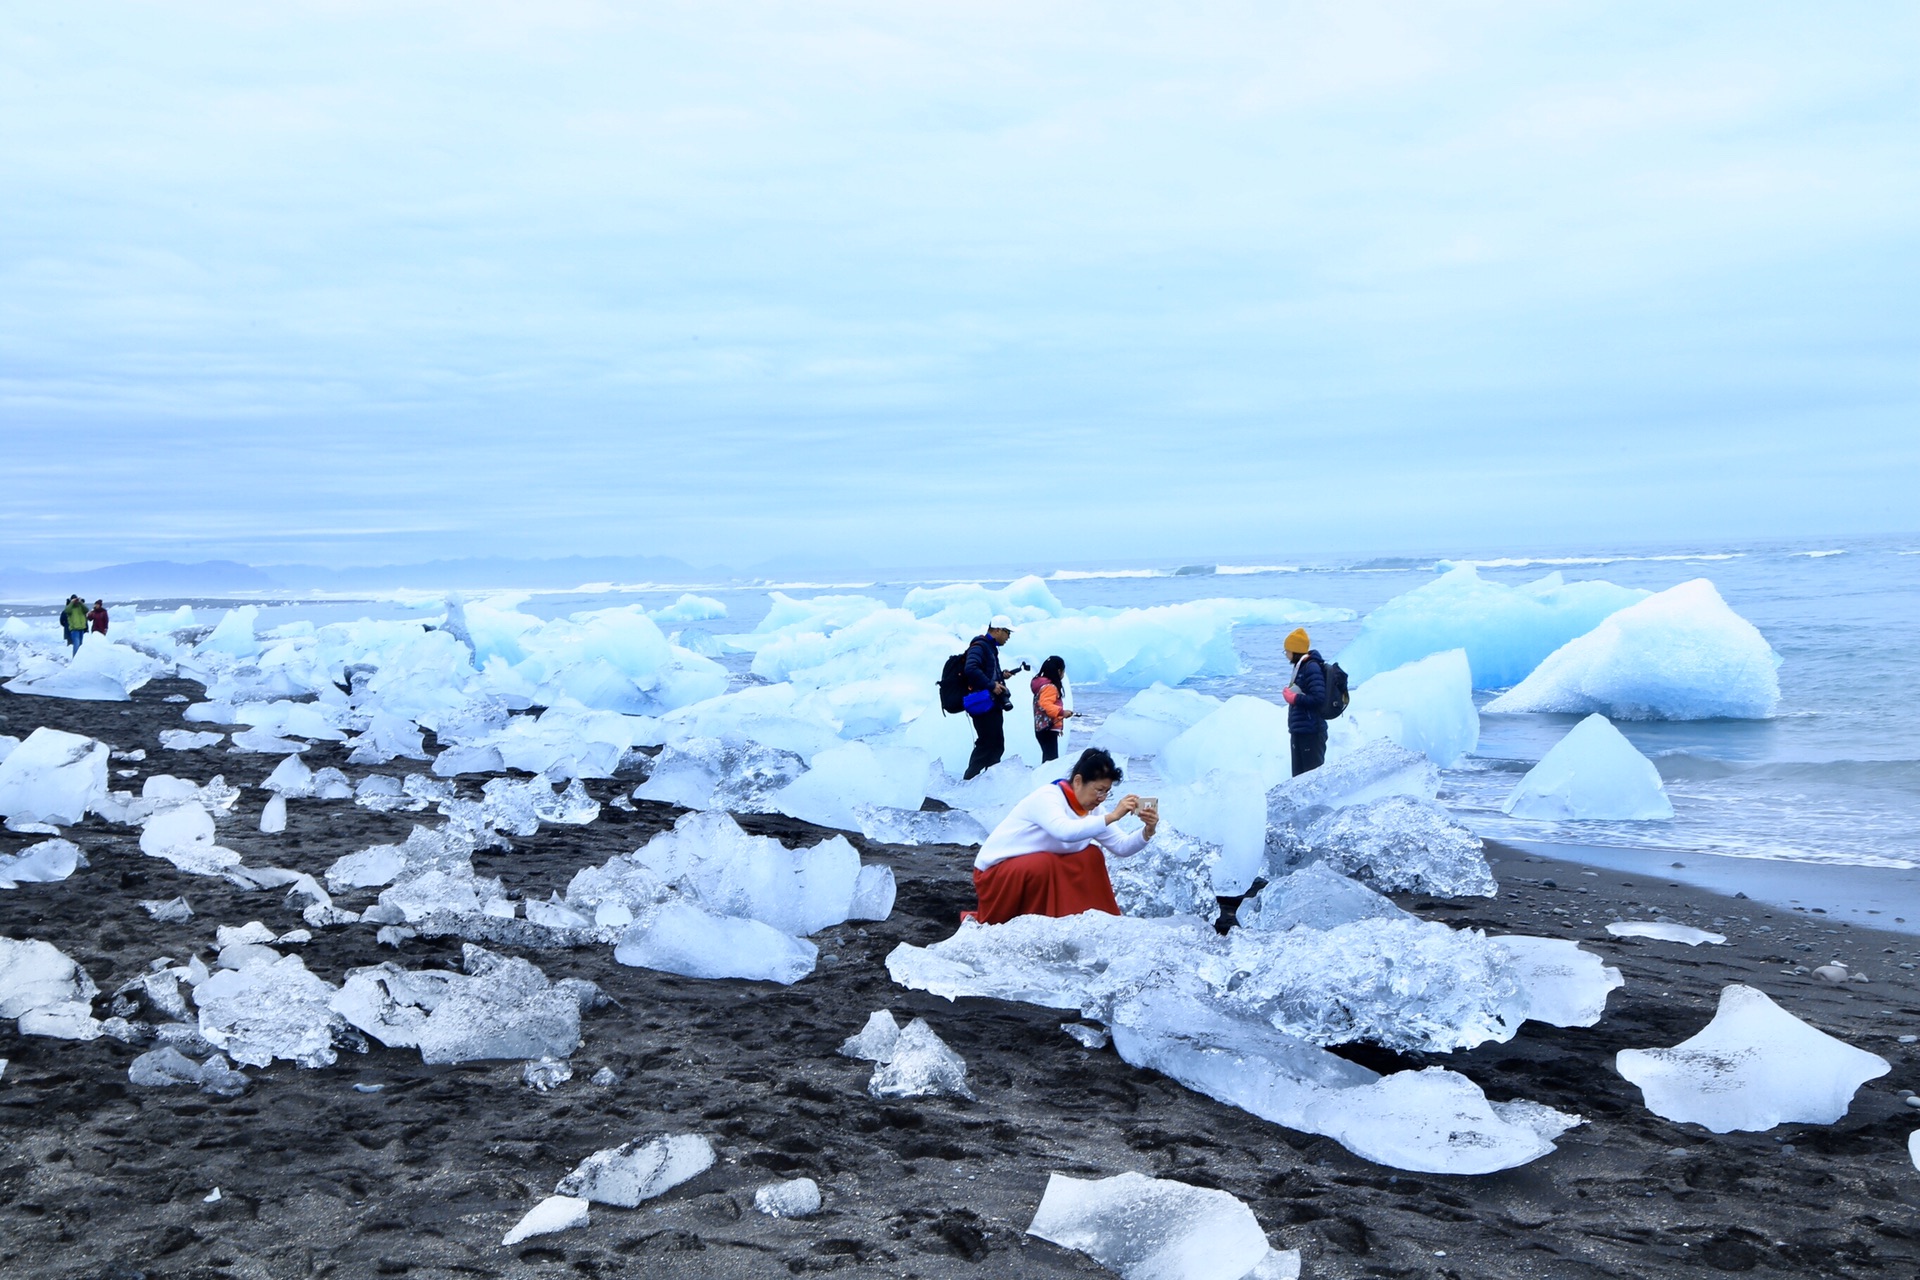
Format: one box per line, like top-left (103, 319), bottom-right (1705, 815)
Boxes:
top-left (1105, 826), bottom-right (1219, 919)
top-left (1239, 864), bottom-right (1407, 933)
top-left (770, 742), bottom-right (930, 831)
top-left (849, 863), bottom-right (898, 921)
top-left (634, 737), bottom-right (804, 812)
top-left (1486, 579), bottom-right (1780, 720)
top-left (416, 947), bottom-right (583, 1065)
top-left (867, 1017), bottom-right (975, 1100)
top-left (260, 794), bottom-right (287, 833)
top-left (1010, 596), bottom-right (1353, 689)
top-left (1491, 935), bottom-right (1625, 1027)
top-left (854, 803), bottom-right (989, 847)
top-left (1502, 714), bottom-right (1674, 820)
top-left (1606, 921), bottom-right (1726, 945)
top-left (0, 838), bottom-right (83, 889)
top-left (1265, 738), bottom-right (1437, 827)
top-left (128, 1046), bottom-right (249, 1096)
top-left (139, 803), bottom-right (243, 876)
top-left (1301, 1067), bottom-right (1583, 1175)
top-left (0, 938), bottom-right (99, 1023)
top-left (1156, 770), bottom-right (1267, 896)
top-left (754, 1178), bottom-right (822, 1218)
top-left (1338, 565), bottom-right (1647, 687)
top-left (888, 910), bottom-right (1526, 1055)
top-left (1337, 648), bottom-right (1479, 767)
top-left (1160, 696), bottom-right (1294, 790)
top-left (1292, 795), bottom-right (1494, 898)
top-left (1092, 685), bottom-right (1223, 758)
top-left (160, 730), bottom-right (225, 751)
top-left (554, 1133), bottom-right (715, 1206)
top-left (194, 954), bottom-right (340, 1068)
top-left (3, 639), bottom-right (163, 701)
top-left (649, 593), bottom-right (728, 625)
top-left (502, 1196), bottom-right (589, 1246)
top-left (839, 1009), bottom-right (902, 1061)
top-left (0, 728), bottom-right (109, 825)
top-left (229, 727), bottom-right (311, 754)
top-left (1025, 1170), bottom-right (1274, 1280)
top-left (614, 901), bottom-right (819, 983)
top-left (1615, 984), bottom-right (1890, 1132)
top-left (140, 896), bottom-right (194, 923)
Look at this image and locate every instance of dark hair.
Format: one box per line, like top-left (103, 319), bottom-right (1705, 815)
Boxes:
top-left (1068, 747), bottom-right (1122, 785)
top-left (1039, 655), bottom-right (1066, 682)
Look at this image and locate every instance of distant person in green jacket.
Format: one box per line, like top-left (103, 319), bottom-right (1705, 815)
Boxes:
top-left (60, 596), bottom-right (87, 655)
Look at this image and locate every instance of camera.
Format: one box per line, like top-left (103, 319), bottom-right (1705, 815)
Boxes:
top-left (996, 661), bottom-right (1032, 712)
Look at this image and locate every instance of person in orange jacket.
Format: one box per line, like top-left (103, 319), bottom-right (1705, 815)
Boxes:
top-left (1030, 655), bottom-right (1074, 762)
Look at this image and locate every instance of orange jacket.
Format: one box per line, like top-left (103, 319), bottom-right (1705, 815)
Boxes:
top-left (1032, 677), bottom-right (1064, 731)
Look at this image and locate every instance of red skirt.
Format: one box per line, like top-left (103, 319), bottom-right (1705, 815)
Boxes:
top-left (971, 846), bottom-right (1121, 925)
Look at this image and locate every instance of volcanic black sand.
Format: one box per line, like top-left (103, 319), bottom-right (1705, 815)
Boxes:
top-left (1, 678), bottom-right (1917, 1279)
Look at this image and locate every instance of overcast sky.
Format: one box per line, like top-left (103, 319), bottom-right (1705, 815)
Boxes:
top-left (3, 2), bottom-right (1916, 571)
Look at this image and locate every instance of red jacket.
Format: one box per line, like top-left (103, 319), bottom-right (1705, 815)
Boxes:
top-left (86, 607), bottom-right (109, 634)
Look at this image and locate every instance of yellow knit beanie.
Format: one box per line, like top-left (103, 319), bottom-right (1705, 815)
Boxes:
top-left (1283, 627), bottom-right (1310, 655)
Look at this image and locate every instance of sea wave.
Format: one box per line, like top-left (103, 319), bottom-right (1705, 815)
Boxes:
top-left (1216, 564), bottom-right (1300, 575)
top-left (1439, 552), bottom-right (1745, 571)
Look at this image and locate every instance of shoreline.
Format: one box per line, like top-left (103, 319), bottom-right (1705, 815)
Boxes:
top-left (0, 681), bottom-right (1917, 1277)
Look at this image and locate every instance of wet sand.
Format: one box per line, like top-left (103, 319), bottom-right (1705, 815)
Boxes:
top-left (1, 678), bottom-right (1917, 1279)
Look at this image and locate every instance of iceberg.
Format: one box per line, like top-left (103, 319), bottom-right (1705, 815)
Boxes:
top-left (1338, 565), bottom-right (1647, 687)
top-left (1615, 984), bottom-right (1889, 1132)
top-left (1160, 696), bottom-right (1293, 790)
top-left (649, 594), bottom-right (728, 625)
top-left (1105, 827), bottom-right (1219, 919)
top-left (615, 901), bottom-right (818, 984)
top-left (770, 741), bottom-right (931, 831)
top-left (1265, 738), bottom-right (1437, 827)
top-left (1091, 685), bottom-right (1223, 758)
top-left (1486, 579), bottom-right (1780, 720)
top-left (0, 727), bottom-right (109, 825)
top-left (3, 639), bottom-right (165, 701)
top-left (1026, 1171), bottom-right (1276, 1280)
top-left (1502, 714), bottom-right (1674, 820)
top-left (633, 737), bottom-right (804, 812)
top-left (139, 803), bottom-right (244, 876)
top-left (555, 1133), bottom-right (715, 1207)
top-left (1156, 770), bottom-right (1267, 896)
top-left (1336, 648), bottom-right (1478, 767)
top-left (1293, 795), bottom-right (1494, 898)
top-left (1009, 597), bottom-right (1352, 689)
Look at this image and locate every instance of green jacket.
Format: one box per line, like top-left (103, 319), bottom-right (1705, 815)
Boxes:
top-left (61, 602), bottom-right (87, 631)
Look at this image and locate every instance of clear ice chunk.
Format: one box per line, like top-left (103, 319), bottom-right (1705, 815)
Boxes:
top-left (635, 737), bottom-right (804, 812)
top-left (1293, 795), bottom-right (1494, 897)
top-left (1336, 648), bottom-right (1479, 767)
top-left (0, 937), bottom-right (99, 1020)
top-left (1300, 1066), bottom-right (1582, 1175)
top-left (1605, 921), bottom-right (1726, 946)
top-left (523, 1057), bottom-right (573, 1091)
top-left (1105, 827), bottom-right (1218, 919)
top-left (838, 1010), bottom-right (902, 1062)
top-left (614, 901), bottom-right (817, 984)
top-left (554, 1133), bottom-right (715, 1207)
top-left (867, 1018), bottom-right (974, 1100)
top-left (1026, 1170), bottom-right (1273, 1280)
top-left (1615, 984), bottom-right (1890, 1132)
top-left (0, 728), bottom-right (110, 826)
top-left (160, 730), bottom-right (225, 751)
top-left (194, 954), bottom-right (340, 1068)
top-left (128, 1046), bottom-right (249, 1096)
top-left (1491, 936), bottom-right (1624, 1028)
top-left (1062, 1022), bottom-right (1109, 1050)
top-left (259, 793), bottom-right (287, 833)
top-left (414, 948), bottom-right (582, 1065)
top-left (0, 838), bottom-right (84, 889)
top-left (1090, 684), bottom-right (1223, 758)
top-left (852, 803), bottom-right (988, 848)
top-left (1239, 864), bottom-right (1408, 933)
top-left (754, 1177), bottom-right (822, 1218)
top-left (847, 864), bottom-right (897, 921)
top-left (1501, 714), bottom-right (1673, 820)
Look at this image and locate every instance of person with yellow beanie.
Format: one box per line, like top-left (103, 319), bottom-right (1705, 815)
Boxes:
top-left (1280, 627), bottom-right (1330, 777)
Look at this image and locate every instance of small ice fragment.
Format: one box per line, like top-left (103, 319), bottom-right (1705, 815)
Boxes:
top-left (205, 1187), bottom-right (221, 1203)
top-left (754, 1177), bottom-right (822, 1218)
top-left (259, 793), bottom-right (287, 834)
top-left (1616, 984), bottom-right (1891, 1132)
top-left (1026, 1170), bottom-right (1272, 1280)
top-left (1909, 1130), bottom-right (1919, 1172)
top-left (1062, 1023), bottom-right (1109, 1050)
top-left (354, 1082), bottom-right (384, 1093)
top-left (1606, 921), bottom-right (1726, 946)
top-left (0, 838), bottom-right (84, 890)
top-left (216, 922), bottom-right (276, 948)
top-left (140, 897), bottom-right (194, 923)
top-left (838, 1010), bottom-right (901, 1062)
top-left (554, 1133), bottom-right (715, 1207)
top-left (502, 1194), bottom-right (589, 1245)
top-left (524, 1058), bottom-right (573, 1091)
top-left (1301, 1067), bottom-right (1581, 1175)
top-left (847, 863), bottom-right (897, 921)
top-left (868, 1018), bottom-right (974, 1100)
top-left (614, 901), bottom-right (817, 984)
top-left (159, 730), bottom-right (224, 751)
top-left (590, 1067), bottom-right (617, 1087)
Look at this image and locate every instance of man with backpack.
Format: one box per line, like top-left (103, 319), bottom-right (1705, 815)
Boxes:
top-left (60, 596), bottom-right (88, 655)
top-left (961, 615), bottom-right (1019, 780)
top-left (1281, 627), bottom-right (1332, 776)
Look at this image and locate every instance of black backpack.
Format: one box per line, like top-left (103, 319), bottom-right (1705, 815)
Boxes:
top-left (1322, 660), bottom-right (1351, 720)
top-left (937, 651), bottom-right (970, 714)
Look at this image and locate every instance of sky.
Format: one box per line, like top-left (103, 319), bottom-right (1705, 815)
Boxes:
top-left (2, 1), bottom-right (1917, 572)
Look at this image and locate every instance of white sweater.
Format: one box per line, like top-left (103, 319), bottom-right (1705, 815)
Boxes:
top-left (974, 782), bottom-right (1148, 871)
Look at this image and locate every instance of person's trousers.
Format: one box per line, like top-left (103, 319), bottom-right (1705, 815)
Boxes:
top-left (1036, 729), bottom-right (1060, 763)
top-left (66, 630), bottom-right (82, 654)
top-left (965, 708), bottom-right (1005, 779)
top-left (1290, 729), bottom-right (1327, 777)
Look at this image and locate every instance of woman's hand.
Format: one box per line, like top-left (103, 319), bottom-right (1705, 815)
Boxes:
top-left (1105, 794), bottom-right (1140, 825)
top-left (1139, 808), bottom-right (1159, 839)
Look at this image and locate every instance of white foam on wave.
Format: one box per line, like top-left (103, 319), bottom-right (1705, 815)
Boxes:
top-left (1216, 564), bottom-right (1300, 575)
top-left (1048, 568), bottom-right (1166, 580)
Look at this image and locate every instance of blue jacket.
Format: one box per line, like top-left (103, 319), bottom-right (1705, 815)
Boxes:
top-left (1288, 651), bottom-right (1328, 734)
top-left (963, 633), bottom-right (1004, 693)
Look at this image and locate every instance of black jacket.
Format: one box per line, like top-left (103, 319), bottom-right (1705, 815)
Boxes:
top-left (1288, 651), bottom-right (1329, 734)
top-left (963, 634), bottom-right (1005, 693)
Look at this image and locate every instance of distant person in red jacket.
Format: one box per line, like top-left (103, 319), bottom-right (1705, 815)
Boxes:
top-left (1030, 655), bottom-right (1073, 762)
top-left (86, 600), bottom-right (109, 635)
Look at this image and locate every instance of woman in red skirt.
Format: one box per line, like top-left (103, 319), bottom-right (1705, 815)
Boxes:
top-left (971, 748), bottom-right (1158, 924)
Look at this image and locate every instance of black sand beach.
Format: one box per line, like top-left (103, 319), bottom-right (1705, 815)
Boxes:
top-left (2, 678), bottom-right (1917, 1279)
